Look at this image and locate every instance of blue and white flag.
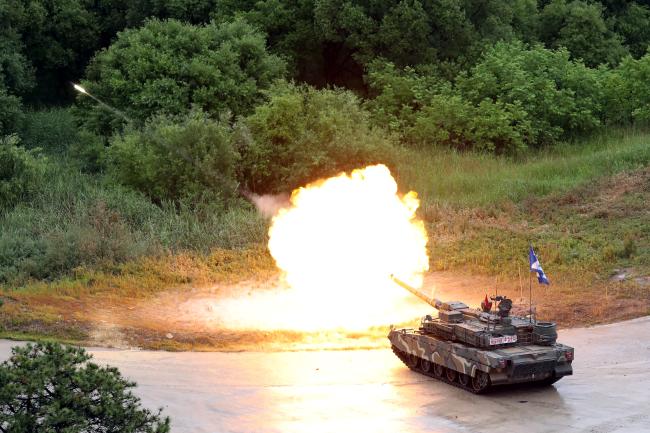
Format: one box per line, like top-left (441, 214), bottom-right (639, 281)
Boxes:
top-left (529, 246), bottom-right (550, 285)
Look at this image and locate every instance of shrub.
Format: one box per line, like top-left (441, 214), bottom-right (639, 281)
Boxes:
top-left (365, 60), bottom-right (531, 154)
top-left (237, 82), bottom-right (396, 193)
top-left (0, 176), bottom-right (152, 283)
top-left (411, 95), bottom-right (530, 154)
top-left (17, 109), bottom-right (106, 173)
top-left (0, 343), bottom-right (170, 433)
top-left (457, 41), bottom-right (603, 146)
top-left (0, 135), bottom-right (45, 210)
top-left (18, 108), bottom-right (79, 152)
top-left (108, 110), bottom-right (238, 204)
top-left (601, 52), bottom-right (650, 125)
top-left (78, 18), bottom-right (286, 134)
top-left (364, 60), bottom-right (448, 135)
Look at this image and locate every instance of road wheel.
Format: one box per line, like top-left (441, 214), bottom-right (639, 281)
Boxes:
top-left (421, 358), bottom-right (432, 373)
top-left (407, 354), bottom-right (419, 369)
top-left (458, 373), bottom-right (470, 387)
top-left (433, 363), bottom-right (444, 378)
top-left (472, 371), bottom-right (490, 393)
top-left (446, 368), bottom-right (457, 382)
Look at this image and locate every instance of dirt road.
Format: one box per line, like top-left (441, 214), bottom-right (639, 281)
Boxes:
top-left (2, 316), bottom-right (650, 432)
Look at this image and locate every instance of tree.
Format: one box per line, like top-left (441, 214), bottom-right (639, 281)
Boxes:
top-left (237, 81), bottom-right (395, 193)
top-left (601, 52), bottom-right (650, 124)
top-left (0, 2), bottom-right (34, 132)
top-left (212, 0), bottom-right (327, 86)
top-left (365, 60), bottom-right (530, 154)
top-left (0, 342), bottom-right (170, 433)
top-left (123, 0), bottom-right (218, 25)
top-left (463, 0), bottom-right (541, 45)
top-left (108, 109), bottom-right (239, 204)
top-left (79, 18), bottom-right (286, 134)
top-left (611, 3), bottom-right (650, 58)
top-left (312, 0), bottom-right (475, 84)
top-left (457, 41), bottom-right (604, 146)
top-left (2, 0), bottom-right (101, 103)
top-left (540, 0), bottom-right (627, 66)
top-left (377, 0), bottom-right (437, 67)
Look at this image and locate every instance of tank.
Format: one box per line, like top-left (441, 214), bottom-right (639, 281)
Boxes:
top-left (388, 276), bottom-right (573, 393)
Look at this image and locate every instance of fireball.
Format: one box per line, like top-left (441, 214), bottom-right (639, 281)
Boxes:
top-left (216, 164), bottom-right (430, 331)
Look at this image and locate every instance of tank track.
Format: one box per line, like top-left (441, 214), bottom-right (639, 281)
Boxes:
top-left (391, 345), bottom-right (490, 394)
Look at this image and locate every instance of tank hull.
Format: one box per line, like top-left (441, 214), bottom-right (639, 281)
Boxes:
top-left (389, 328), bottom-right (573, 393)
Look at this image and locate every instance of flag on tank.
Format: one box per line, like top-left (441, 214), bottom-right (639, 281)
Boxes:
top-left (529, 246), bottom-right (550, 285)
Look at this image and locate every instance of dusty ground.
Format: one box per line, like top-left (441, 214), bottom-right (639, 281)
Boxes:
top-left (2, 269), bottom-right (648, 351)
top-left (3, 316), bottom-right (650, 433)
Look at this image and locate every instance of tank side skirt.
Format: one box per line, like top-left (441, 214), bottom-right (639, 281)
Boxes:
top-left (389, 331), bottom-right (489, 376)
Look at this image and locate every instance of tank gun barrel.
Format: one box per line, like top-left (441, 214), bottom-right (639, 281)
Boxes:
top-left (390, 275), bottom-right (441, 309)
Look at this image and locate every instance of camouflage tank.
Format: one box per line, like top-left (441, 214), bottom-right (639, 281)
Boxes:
top-left (388, 276), bottom-right (574, 393)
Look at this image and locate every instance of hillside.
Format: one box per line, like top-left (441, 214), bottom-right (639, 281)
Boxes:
top-left (2, 130), bottom-right (647, 350)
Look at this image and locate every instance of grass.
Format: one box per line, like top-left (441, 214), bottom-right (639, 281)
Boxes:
top-left (421, 165), bottom-right (650, 278)
top-left (395, 127), bottom-right (650, 207)
top-left (0, 162), bottom-right (268, 287)
top-left (9, 246), bottom-right (275, 298)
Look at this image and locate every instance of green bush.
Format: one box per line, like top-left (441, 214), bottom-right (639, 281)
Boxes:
top-left (238, 82), bottom-right (396, 193)
top-left (108, 110), bottom-right (238, 204)
top-left (364, 61), bottom-right (448, 135)
top-left (601, 52), bottom-right (650, 125)
top-left (365, 60), bottom-right (531, 154)
top-left (0, 135), bottom-right (45, 210)
top-left (410, 95), bottom-right (530, 154)
top-left (457, 41), bottom-right (604, 146)
top-left (78, 18), bottom-right (286, 134)
top-left (18, 108), bottom-right (79, 152)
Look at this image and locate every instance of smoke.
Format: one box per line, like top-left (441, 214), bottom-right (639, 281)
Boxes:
top-left (247, 192), bottom-right (291, 218)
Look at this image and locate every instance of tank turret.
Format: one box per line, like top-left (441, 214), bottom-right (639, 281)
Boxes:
top-left (391, 275), bottom-right (520, 348)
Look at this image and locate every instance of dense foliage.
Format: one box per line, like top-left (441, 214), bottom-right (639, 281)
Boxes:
top-left (457, 42), bottom-right (604, 145)
top-left (109, 110), bottom-right (239, 203)
top-left (2, 0), bottom-right (650, 284)
top-left (0, 342), bottom-right (169, 433)
top-left (238, 82), bottom-right (395, 193)
top-left (78, 18), bottom-right (285, 134)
